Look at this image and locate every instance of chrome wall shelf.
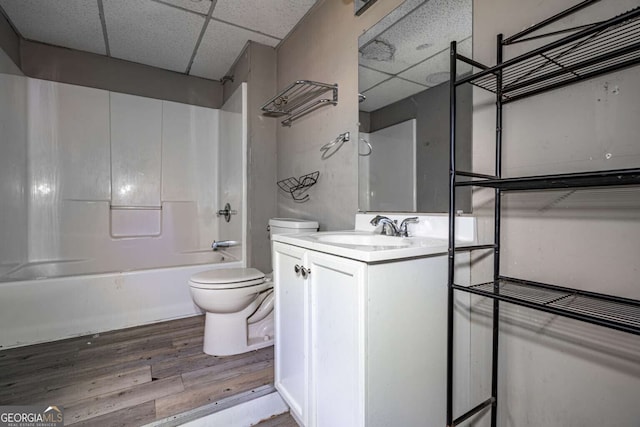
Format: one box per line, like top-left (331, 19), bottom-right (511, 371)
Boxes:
top-left (447, 2), bottom-right (640, 426)
top-left (261, 80), bottom-right (338, 127)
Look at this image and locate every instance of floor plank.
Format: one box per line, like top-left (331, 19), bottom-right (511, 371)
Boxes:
top-left (0, 316), bottom-right (204, 365)
top-left (1, 365), bottom-right (152, 405)
top-left (64, 375), bottom-right (185, 424)
top-left (155, 357), bottom-right (274, 419)
top-left (256, 412), bottom-right (300, 427)
top-left (71, 401), bottom-right (156, 427)
top-left (0, 315), bottom-right (276, 426)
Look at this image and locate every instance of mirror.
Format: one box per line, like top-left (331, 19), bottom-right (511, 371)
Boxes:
top-left (358, 0), bottom-right (473, 213)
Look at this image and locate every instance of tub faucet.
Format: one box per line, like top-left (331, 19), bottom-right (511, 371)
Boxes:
top-left (211, 240), bottom-right (239, 251)
top-left (369, 215), bottom-right (400, 236)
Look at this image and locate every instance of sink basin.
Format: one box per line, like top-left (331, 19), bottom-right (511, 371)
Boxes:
top-left (311, 233), bottom-right (411, 247)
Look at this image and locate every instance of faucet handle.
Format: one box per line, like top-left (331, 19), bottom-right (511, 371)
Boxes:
top-left (399, 217), bottom-right (419, 237)
top-left (369, 215), bottom-right (386, 226)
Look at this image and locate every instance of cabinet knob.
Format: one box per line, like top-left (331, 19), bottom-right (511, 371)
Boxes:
top-left (294, 264), bottom-right (310, 278)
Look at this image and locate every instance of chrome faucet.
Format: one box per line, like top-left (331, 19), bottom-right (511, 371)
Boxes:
top-left (369, 215), bottom-right (400, 236)
top-left (211, 240), bottom-right (239, 251)
top-left (370, 215), bottom-right (419, 237)
top-left (399, 217), bottom-right (419, 237)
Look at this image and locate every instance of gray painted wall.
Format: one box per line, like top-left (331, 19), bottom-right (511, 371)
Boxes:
top-left (0, 10), bottom-right (19, 69)
top-left (225, 42), bottom-right (278, 272)
top-left (470, 0), bottom-right (640, 425)
top-left (276, 0), bottom-right (405, 231)
top-left (367, 81), bottom-right (472, 212)
top-left (1, 8), bottom-right (223, 108)
top-left (20, 40), bottom-right (223, 109)
top-left (0, 43), bottom-right (20, 75)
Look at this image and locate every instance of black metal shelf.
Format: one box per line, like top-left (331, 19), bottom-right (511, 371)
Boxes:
top-left (456, 6), bottom-right (640, 103)
top-left (447, 2), bottom-right (640, 426)
top-left (454, 277), bottom-right (640, 336)
top-left (455, 168), bottom-right (640, 191)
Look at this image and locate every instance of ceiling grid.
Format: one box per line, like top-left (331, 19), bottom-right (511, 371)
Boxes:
top-left (0, 0), bottom-right (317, 81)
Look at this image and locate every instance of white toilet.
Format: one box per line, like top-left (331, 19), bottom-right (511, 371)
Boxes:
top-left (189, 217), bottom-right (318, 356)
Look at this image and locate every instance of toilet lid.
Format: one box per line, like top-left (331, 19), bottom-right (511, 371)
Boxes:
top-left (190, 268), bottom-right (265, 288)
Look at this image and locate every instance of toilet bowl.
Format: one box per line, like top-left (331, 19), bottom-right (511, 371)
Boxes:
top-left (190, 268), bottom-right (274, 356)
top-left (190, 218), bottom-right (318, 356)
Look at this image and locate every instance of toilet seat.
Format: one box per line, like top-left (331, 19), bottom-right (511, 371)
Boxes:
top-left (189, 267), bottom-right (266, 290)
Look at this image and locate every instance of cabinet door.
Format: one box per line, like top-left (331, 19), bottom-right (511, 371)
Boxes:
top-left (305, 251), bottom-right (366, 427)
top-left (273, 242), bottom-right (308, 424)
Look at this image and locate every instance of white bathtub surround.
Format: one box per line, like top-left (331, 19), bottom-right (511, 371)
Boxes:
top-left (21, 78), bottom-right (233, 268)
top-left (0, 73), bottom-right (28, 276)
top-left (0, 76), bottom-right (249, 348)
top-left (2, 202), bottom-right (238, 282)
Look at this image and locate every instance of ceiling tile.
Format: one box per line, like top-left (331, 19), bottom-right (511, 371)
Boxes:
top-left (156, 0), bottom-right (212, 15)
top-left (359, 0), bottom-right (471, 75)
top-left (212, 0), bottom-right (316, 39)
top-left (359, 78), bottom-right (427, 113)
top-left (190, 20), bottom-right (279, 80)
top-left (359, 0), bottom-right (425, 49)
top-left (399, 37), bottom-right (472, 86)
top-left (359, 66), bottom-right (391, 93)
top-left (103, 0), bottom-right (205, 73)
top-left (0, 0), bottom-right (105, 55)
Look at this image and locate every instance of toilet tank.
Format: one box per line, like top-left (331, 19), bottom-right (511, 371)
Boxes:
top-left (268, 218), bottom-right (319, 239)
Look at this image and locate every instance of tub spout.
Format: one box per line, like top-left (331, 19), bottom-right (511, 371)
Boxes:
top-left (211, 240), bottom-right (239, 251)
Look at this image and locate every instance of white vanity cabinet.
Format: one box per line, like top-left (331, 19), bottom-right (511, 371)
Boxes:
top-left (273, 242), bottom-right (366, 426)
top-left (273, 239), bottom-right (468, 427)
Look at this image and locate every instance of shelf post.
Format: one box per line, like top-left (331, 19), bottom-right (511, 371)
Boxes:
top-left (446, 40), bottom-right (457, 427)
top-left (490, 33), bottom-right (505, 427)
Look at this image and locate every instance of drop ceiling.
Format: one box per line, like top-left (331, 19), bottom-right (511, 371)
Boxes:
top-left (358, 0), bottom-right (472, 112)
top-left (0, 0), bottom-right (317, 81)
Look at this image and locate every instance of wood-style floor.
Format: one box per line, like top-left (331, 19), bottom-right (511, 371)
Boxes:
top-left (255, 412), bottom-right (298, 426)
top-left (0, 315), bottom-right (291, 426)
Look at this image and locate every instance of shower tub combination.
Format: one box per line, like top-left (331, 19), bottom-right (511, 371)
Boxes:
top-left (0, 78), bottom-right (248, 349)
top-left (0, 255), bottom-right (242, 349)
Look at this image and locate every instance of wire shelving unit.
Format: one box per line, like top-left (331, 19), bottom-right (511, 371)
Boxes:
top-left (447, 2), bottom-right (640, 426)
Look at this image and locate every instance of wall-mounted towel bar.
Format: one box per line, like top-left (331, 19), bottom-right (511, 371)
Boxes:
top-left (320, 131), bottom-right (350, 159)
top-left (261, 80), bottom-right (338, 127)
top-left (319, 131), bottom-right (372, 159)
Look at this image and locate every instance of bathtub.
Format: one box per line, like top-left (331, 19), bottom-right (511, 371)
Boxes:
top-left (0, 253), bottom-right (242, 349)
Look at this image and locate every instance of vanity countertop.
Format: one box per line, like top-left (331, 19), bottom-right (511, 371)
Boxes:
top-left (272, 214), bottom-right (476, 263)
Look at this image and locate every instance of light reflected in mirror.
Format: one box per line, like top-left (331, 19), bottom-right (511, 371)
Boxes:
top-left (358, 0), bottom-right (473, 213)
